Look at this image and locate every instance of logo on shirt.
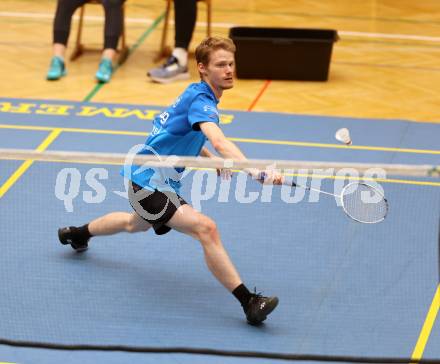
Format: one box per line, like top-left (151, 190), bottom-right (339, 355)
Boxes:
top-left (172, 96), bottom-right (182, 108)
top-left (203, 105), bottom-right (219, 119)
top-left (159, 111), bottom-right (169, 125)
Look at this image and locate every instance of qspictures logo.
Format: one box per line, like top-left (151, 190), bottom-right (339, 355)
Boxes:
top-left (53, 145), bottom-right (387, 216)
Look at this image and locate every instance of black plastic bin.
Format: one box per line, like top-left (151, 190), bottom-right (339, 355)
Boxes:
top-left (229, 27), bottom-right (338, 81)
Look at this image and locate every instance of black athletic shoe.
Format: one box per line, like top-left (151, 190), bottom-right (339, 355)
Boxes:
top-left (58, 227), bottom-right (89, 252)
top-left (245, 290), bottom-right (279, 325)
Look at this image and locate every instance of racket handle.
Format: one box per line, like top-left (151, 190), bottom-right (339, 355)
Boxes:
top-left (257, 171), bottom-right (266, 182)
top-left (259, 171), bottom-right (298, 187)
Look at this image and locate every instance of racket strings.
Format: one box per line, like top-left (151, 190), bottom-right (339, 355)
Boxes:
top-left (341, 183), bottom-right (388, 223)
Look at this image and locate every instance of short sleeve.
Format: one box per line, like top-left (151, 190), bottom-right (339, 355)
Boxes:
top-left (188, 93), bottom-right (220, 131)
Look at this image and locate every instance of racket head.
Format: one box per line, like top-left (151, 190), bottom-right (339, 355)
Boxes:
top-left (340, 182), bottom-right (389, 224)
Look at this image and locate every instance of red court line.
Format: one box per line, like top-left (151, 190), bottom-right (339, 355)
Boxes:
top-left (247, 80), bottom-right (271, 111)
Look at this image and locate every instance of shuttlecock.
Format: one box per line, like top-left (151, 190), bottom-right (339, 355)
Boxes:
top-left (335, 128), bottom-right (352, 145)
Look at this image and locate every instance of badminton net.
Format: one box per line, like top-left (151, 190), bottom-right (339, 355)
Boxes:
top-left (0, 148), bottom-right (439, 363)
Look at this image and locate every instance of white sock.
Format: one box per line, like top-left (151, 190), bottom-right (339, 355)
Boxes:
top-left (172, 48), bottom-right (188, 67)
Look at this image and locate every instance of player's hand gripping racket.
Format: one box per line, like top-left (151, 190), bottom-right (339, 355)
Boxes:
top-left (259, 172), bottom-right (389, 224)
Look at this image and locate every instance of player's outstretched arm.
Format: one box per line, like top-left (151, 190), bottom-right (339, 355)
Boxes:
top-left (199, 122), bottom-right (246, 161)
top-left (199, 122), bottom-right (282, 184)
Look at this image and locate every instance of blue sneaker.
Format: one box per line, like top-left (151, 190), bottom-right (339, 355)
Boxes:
top-left (95, 58), bottom-right (113, 83)
top-left (147, 56), bottom-right (190, 84)
top-left (46, 56), bottom-right (66, 80)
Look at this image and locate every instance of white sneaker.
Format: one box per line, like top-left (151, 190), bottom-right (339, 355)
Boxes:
top-left (147, 56), bottom-right (190, 84)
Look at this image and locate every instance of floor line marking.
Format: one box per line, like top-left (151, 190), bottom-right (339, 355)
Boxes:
top-left (0, 124), bottom-right (439, 155)
top-left (247, 80), bottom-right (271, 111)
top-left (0, 129), bottom-right (62, 198)
top-left (82, 12), bottom-right (164, 102)
top-left (2, 12), bottom-right (440, 42)
top-left (411, 284), bottom-right (440, 361)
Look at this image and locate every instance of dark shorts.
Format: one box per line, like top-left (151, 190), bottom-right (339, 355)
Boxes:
top-left (128, 182), bottom-right (187, 235)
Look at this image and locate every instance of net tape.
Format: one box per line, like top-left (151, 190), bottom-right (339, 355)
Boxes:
top-left (1, 148), bottom-right (439, 177)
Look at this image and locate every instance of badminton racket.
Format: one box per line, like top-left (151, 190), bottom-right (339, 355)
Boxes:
top-left (259, 172), bottom-right (388, 224)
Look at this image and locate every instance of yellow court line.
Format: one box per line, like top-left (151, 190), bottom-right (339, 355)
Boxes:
top-left (0, 124), bottom-right (146, 137)
top-left (0, 123), bottom-right (439, 155)
top-left (411, 284), bottom-right (440, 361)
top-left (0, 129), bottom-right (62, 199)
top-left (228, 137), bottom-right (440, 155)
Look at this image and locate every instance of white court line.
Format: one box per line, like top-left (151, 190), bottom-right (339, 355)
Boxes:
top-left (1, 11), bottom-right (440, 43)
top-left (0, 11), bottom-right (234, 28)
top-left (338, 30), bottom-right (440, 43)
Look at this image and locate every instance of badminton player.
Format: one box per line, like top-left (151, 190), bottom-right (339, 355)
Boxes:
top-left (58, 37), bottom-right (281, 325)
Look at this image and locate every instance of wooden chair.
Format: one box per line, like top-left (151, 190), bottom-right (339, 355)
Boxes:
top-left (155, 0), bottom-right (212, 62)
top-left (70, 0), bottom-right (129, 64)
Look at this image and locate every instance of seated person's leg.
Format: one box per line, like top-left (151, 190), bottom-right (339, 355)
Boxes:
top-left (47, 0), bottom-right (86, 80)
top-left (95, 0), bottom-right (125, 83)
top-left (147, 0), bottom-right (196, 83)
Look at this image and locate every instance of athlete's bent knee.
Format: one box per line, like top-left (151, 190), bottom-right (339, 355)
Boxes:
top-left (126, 216), bottom-right (148, 233)
top-left (196, 217), bottom-right (218, 241)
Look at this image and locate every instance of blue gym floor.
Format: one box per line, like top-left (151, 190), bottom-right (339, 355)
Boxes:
top-left (0, 98), bottom-right (439, 364)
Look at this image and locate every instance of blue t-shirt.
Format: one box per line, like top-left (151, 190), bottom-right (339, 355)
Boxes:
top-left (121, 81), bottom-right (220, 193)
